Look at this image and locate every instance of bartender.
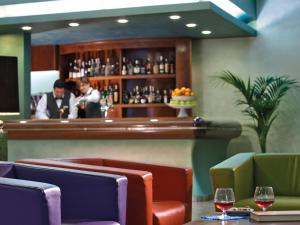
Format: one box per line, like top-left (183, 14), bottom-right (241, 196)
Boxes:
top-left (77, 77), bottom-right (101, 118)
top-left (35, 79), bottom-right (77, 119)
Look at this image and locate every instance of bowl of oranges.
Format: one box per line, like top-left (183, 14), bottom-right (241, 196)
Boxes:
top-left (171, 87), bottom-right (195, 101)
top-left (167, 87), bottom-right (196, 117)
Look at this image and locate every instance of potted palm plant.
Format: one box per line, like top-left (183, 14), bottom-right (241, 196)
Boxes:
top-left (215, 71), bottom-right (298, 153)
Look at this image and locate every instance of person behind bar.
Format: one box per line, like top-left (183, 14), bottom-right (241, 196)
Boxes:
top-left (77, 77), bottom-right (101, 118)
top-left (35, 79), bottom-right (77, 119)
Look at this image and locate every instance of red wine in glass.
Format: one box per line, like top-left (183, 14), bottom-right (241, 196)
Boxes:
top-left (255, 200), bottom-right (274, 209)
top-left (254, 186), bottom-right (274, 211)
top-left (215, 201), bottom-right (234, 211)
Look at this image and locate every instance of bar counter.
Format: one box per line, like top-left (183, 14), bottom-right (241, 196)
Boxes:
top-left (3, 117), bottom-right (241, 140)
top-left (2, 117), bottom-right (241, 199)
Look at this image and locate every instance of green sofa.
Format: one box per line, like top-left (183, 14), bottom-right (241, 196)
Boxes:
top-left (210, 153), bottom-right (300, 210)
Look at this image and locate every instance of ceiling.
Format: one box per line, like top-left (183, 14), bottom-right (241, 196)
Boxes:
top-left (0, 1), bottom-right (257, 45)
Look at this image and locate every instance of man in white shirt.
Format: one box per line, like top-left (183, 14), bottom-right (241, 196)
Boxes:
top-left (77, 77), bottom-right (101, 118)
top-left (35, 79), bottom-right (77, 119)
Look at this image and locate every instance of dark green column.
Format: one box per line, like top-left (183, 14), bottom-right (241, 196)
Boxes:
top-left (0, 121), bottom-right (7, 161)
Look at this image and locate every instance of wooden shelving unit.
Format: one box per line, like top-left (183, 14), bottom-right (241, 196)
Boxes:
top-left (59, 38), bottom-right (191, 118)
top-left (66, 74), bottom-right (176, 82)
top-left (121, 103), bottom-right (167, 108)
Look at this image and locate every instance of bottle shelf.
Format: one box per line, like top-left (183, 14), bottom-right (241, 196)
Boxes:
top-left (121, 103), bottom-right (168, 108)
top-left (59, 38), bottom-right (191, 118)
top-left (110, 103), bottom-right (169, 108)
top-left (66, 74), bottom-right (176, 82)
top-left (122, 74), bottom-right (175, 79)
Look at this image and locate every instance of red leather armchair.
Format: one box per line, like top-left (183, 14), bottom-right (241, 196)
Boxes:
top-left (17, 157), bottom-right (193, 225)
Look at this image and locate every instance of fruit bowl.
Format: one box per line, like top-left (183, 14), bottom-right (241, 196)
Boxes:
top-left (172, 96), bottom-right (195, 101)
top-left (167, 103), bottom-right (195, 117)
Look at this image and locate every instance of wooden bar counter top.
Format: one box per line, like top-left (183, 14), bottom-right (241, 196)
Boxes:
top-left (3, 117), bottom-right (241, 140)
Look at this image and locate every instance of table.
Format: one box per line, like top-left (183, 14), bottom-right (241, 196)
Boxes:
top-left (185, 220), bottom-right (300, 225)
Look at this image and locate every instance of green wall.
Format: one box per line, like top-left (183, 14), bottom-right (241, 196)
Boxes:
top-left (0, 32), bottom-right (31, 120)
top-left (192, 0), bottom-right (300, 155)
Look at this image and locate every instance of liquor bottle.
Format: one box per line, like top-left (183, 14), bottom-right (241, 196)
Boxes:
top-left (99, 87), bottom-right (107, 107)
top-left (163, 89), bottom-right (168, 103)
top-left (127, 60), bottom-right (134, 75)
top-left (156, 90), bottom-right (162, 103)
top-left (73, 60), bottom-right (78, 78)
top-left (133, 59), bottom-right (141, 74)
top-left (164, 58), bottom-right (169, 74)
top-left (168, 89), bottom-right (173, 102)
top-left (122, 57), bottom-right (127, 66)
top-left (121, 57), bottom-right (127, 75)
top-left (140, 87), bottom-right (147, 104)
top-left (107, 85), bottom-right (114, 106)
top-left (146, 57), bottom-right (152, 74)
top-left (105, 58), bottom-right (112, 76)
top-left (170, 58), bottom-right (175, 74)
top-left (111, 64), bottom-right (115, 75)
top-left (90, 59), bottom-right (95, 76)
top-left (144, 86), bottom-right (149, 101)
top-left (78, 60), bottom-right (82, 78)
top-left (87, 60), bottom-right (91, 77)
top-left (81, 61), bottom-right (86, 77)
top-left (102, 86), bottom-right (108, 99)
top-left (113, 84), bottom-right (119, 104)
top-left (101, 65), bottom-right (106, 76)
top-left (159, 56), bottom-right (164, 74)
top-left (121, 65), bottom-right (127, 76)
top-left (153, 61), bottom-right (159, 74)
top-left (68, 62), bottom-right (73, 78)
top-left (148, 85), bottom-right (154, 103)
top-left (140, 60), bottom-right (146, 74)
top-left (94, 58), bottom-right (100, 76)
top-left (129, 91), bottom-right (134, 104)
top-left (115, 59), bottom-right (120, 75)
top-left (134, 88), bottom-right (141, 104)
top-left (74, 59), bottom-right (78, 78)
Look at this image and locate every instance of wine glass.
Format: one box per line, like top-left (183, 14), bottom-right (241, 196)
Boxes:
top-left (254, 186), bottom-right (274, 211)
top-left (214, 188), bottom-right (235, 219)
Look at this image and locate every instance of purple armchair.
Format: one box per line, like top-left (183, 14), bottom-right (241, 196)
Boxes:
top-left (0, 162), bottom-right (127, 225)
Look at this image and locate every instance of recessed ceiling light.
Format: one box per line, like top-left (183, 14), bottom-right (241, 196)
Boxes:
top-left (186, 23), bottom-right (197, 28)
top-left (21, 26), bottom-right (32, 31)
top-left (150, 119), bottom-right (159, 122)
top-left (117, 19), bottom-right (128, 24)
top-left (169, 15), bottom-right (181, 20)
top-left (69, 22), bottom-right (80, 27)
top-left (105, 119), bottom-right (114, 123)
top-left (202, 30), bottom-right (212, 35)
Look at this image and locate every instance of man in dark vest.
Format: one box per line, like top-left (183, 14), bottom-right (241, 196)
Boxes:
top-left (35, 79), bottom-right (77, 119)
top-left (77, 77), bottom-right (101, 118)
